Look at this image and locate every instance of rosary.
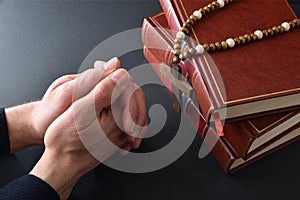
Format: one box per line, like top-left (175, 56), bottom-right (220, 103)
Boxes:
top-left (166, 0), bottom-right (299, 113)
top-left (171, 0), bottom-right (300, 65)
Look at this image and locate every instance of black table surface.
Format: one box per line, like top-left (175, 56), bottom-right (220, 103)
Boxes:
top-left (0, 1), bottom-right (299, 200)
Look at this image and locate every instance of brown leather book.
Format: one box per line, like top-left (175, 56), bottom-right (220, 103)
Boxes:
top-left (142, 12), bottom-right (300, 159)
top-left (142, 12), bottom-right (300, 174)
top-left (159, 0), bottom-right (300, 123)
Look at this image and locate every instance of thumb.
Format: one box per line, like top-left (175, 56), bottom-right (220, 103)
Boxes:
top-left (71, 69), bottom-right (131, 131)
top-left (72, 57), bottom-right (120, 102)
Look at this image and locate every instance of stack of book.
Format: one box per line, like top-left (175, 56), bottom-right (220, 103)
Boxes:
top-left (142, 0), bottom-right (300, 174)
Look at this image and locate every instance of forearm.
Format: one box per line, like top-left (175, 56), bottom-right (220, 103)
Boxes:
top-left (5, 102), bottom-right (41, 153)
top-left (30, 150), bottom-right (82, 200)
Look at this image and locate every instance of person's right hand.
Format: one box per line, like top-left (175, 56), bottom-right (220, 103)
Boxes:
top-left (30, 66), bottom-right (147, 200)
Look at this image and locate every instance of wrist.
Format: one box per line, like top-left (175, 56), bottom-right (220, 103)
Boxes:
top-left (29, 101), bottom-right (45, 144)
top-left (30, 149), bottom-right (80, 200)
top-left (5, 102), bottom-right (42, 153)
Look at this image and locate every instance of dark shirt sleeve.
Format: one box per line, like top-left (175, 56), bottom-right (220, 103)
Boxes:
top-left (0, 108), bottom-right (59, 199)
top-left (0, 174), bottom-right (60, 200)
top-left (0, 107), bottom-right (10, 156)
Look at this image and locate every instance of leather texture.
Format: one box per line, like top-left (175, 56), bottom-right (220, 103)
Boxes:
top-left (160, 0), bottom-right (300, 120)
top-left (142, 12), bottom-right (300, 174)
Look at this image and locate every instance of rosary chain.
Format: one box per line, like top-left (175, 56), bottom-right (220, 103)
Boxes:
top-left (172, 0), bottom-right (300, 64)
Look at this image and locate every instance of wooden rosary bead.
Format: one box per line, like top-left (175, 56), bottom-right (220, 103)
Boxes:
top-left (174, 38), bottom-right (182, 44)
top-left (243, 34), bottom-right (251, 42)
top-left (186, 19), bottom-right (195, 25)
top-left (204, 6), bottom-right (211, 13)
top-left (173, 49), bottom-right (181, 55)
top-left (272, 26), bottom-right (279, 34)
top-left (215, 41), bottom-right (222, 49)
top-left (188, 48), bottom-right (196, 56)
top-left (180, 26), bottom-right (189, 34)
top-left (267, 28), bottom-right (274, 36)
top-left (262, 30), bottom-right (269, 37)
top-left (183, 22), bottom-right (192, 29)
top-left (189, 15), bottom-right (198, 22)
top-left (173, 56), bottom-right (180, 64)
top-left (221, 41), bottom-right (228, 49)
top-left (208, 4), bottom-right (216, 11)
top-left (277, 26), bottom-right (284, 33)
top-left (233, 37), bottom-right (241, 45)
top-left (199, 8), bottom-right (205, 15)
top-left (209, 43), bottom-right (216, 51)
top-left (250, 33), bottom-right (257, 41)
top-left (183, 51), bottom-right (190, 59)
top-left (212, 1), bottom-right (219, 8)
top-left (174, 44), bottom-right (181, 50)
top-left (203, 43), bottom-right (210, 51)
top-left (179, 54), bottom-right (186, 61)
top-left (239, 36), bottom-right (246, 44)
top-left (293, 19), bottom-right (300, 27)
top-left (289, 21), bottom-right (296, 29)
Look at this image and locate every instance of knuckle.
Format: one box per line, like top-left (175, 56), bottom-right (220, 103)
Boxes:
top-left (96, 85), bottom-right (112, 103)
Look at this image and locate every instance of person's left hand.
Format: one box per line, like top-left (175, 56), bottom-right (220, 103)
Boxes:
top-left (30, 58), bottom-right (120, 145)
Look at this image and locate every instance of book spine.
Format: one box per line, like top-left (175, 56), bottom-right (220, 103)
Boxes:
top-left (142, 19), bottom-right (238, 173)
top-left (159, 0), bottom-right (216, 122)
top-left (142, 15), bottom-right (212, 128)
top-left (159, 0), bottom-right (183, 31)
top-left (144, 44), bottom-right (236, 175)
top-left (143, 13), bottom-right (258, 155)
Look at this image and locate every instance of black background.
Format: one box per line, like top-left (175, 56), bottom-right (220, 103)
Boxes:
top-left (0, 1), bottom-right (299, 199)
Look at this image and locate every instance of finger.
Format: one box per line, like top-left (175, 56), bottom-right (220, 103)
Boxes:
top-left (94, 60), bottom-right (106, 69)
top-left (132, 123), bottom-right (148, 149)
top-left (48, 74), bottom-right (79, 91)
top-left (122, 93), bottom-right (138, 143)
top-left (72, 68), bottom-right (130, 136)
top-left (73, 57), bottom-right (120, 101)
top-left (94, 68), bottom-right (131, 113)
top-left (120, 84), bottom-right (147, 145)
top-left (131, 87), bottom-right (147, 149)
top-left (132, 86), bottom-right (147, 129)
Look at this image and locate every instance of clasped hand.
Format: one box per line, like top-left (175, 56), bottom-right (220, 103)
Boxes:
top-left (6, 57), bottom-right (147, 199)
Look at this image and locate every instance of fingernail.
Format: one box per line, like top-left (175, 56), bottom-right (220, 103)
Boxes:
top-left (103, 57), bottom-right (118, 71)
top-left (111, 70), bottom-right (129, 86)
top-left (94, 60), bottom-right (105, 69)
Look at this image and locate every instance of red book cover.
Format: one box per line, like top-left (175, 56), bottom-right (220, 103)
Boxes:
top-left (144, 44), bottom-right (300, 174)
top-left (159, 0), bottom-right (300, 122)
top-left (142, 12), bottom-right (300, 159)
top-left (142, 12), bottom-right (300, 174)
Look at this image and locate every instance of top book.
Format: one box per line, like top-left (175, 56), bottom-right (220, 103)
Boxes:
top-left (159, 0), bottom-right (300, 122)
